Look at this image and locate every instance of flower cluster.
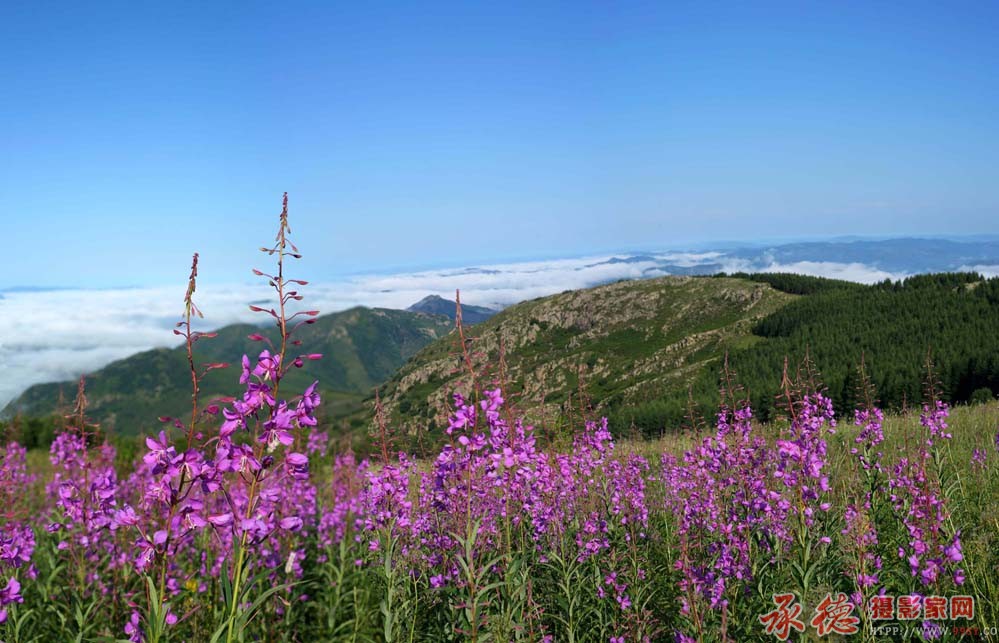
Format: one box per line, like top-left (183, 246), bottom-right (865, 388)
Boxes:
top-left (886, 400), bottom-right (964, 588)
top-left (921, 400), bottom-right (952, 446)
top-left (663, 404), bottom-right (777, 612)
top-left (1, 442), bottom-right (36, 624)
top-left (888, 456), bottom-right (964, 586)
top-left (774, 392), bottom-right (835, 531)
top-left (106, 349), bottom-right (322, 595)
top-left (47, 432), bottom-right (125, 591)
top-left (842, 500), bottom-right (882, 591)
top-left (851, 405), bottom-right (885, 473)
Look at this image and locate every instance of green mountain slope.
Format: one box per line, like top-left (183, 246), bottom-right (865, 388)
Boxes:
top-left (378, 276), bottom-right (794, 433)
top-left (686, 272), bottom-right (999, 422)
top-left (3, 307), bottom-right (453, 435)
top-left (379, 272), bottom-right (999, 439)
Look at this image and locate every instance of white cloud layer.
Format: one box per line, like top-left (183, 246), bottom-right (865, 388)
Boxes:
top-left (0, 250), bottom-right (930, 408)
top-left (714, 258), bottom-right (909, 284)
top-left (0, 254), bottom-right (663, 407)
top-left (958, 264), bottom-right (999, 278)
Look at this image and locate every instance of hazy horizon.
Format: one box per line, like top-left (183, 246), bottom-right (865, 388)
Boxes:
top-left (2, 231), bottom-right (997, 292)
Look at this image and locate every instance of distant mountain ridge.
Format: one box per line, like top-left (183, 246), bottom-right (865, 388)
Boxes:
top-left (406, 295), bottom-right (496, 324)
top-left (3, 307), bottom-right (454, 434)
top-left (575, 238), bottom-right (999, 279)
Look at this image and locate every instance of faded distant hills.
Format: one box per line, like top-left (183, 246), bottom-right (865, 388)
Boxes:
top-left (574, 238), bottom-right (999, 282)
top-left (407, 295), bottom-right (496, 324)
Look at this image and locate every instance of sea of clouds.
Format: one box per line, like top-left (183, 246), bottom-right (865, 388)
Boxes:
top-left (0, 247), bottom-right (972, 409)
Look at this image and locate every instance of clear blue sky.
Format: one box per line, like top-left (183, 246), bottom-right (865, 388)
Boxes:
top-left (2, 1), bottom-right (997, 288)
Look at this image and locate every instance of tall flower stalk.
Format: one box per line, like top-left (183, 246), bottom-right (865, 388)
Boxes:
top-left (217, 193), bottom-right (322, 643)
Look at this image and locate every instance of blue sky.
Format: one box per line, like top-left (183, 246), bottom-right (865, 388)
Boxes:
top-left (2, 1), bottom-right (998, 288)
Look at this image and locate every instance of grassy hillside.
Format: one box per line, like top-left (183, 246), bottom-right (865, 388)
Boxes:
top-left (379, 272), bottom-right (999, 440)
top-left (3, 307), bottom-right (453, 435)
top-left (378, 275), bottom-right (794, 435)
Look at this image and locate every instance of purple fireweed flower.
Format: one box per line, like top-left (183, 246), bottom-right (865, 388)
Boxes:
top-left (260, 403), bottom-right (296, 451)
top-left (773, 393), bottom-right (835, 534)
top-left (124, 610), bottom-right (143, 642)
top-left (1, 442), bottom-right (36, 502)
top-left (208, 512), bottom-right (234, 527)
top-left (220, 407), bottom-right (245, 437)
top-left (45, 432), bottom-right (123, 592)
top-left (920, 400), bottom-right (952, 446)
top-left (842, 502), bottom-right (881, 590)
top-left (575, 513), bottom-right (609, 562)
top-left (922, 620), bottom-right (944, 640)
top-left (446, 393), bottom-right (476, 435)
top-left (110, 506), bottom-right (140, 530)
top-left (105, 354), bottom-right (324, 588)
top-left (0, 577), bottom-right (23, 624)
top-left (385, 387), bottom-right (634, 585)
top-left (306, 430), bottom-right (329, 456)
top-left (279, 516), bottom-right (304, 531)
top-left (296, 381), bottom-right (321, 424)
top-left (144, 431), bottom-right (176, 470)
top-left (363, 454), bottom-right (414, 532)
top-left (0, 526), bottom-right (34, 572)
top-left (240, 354), bottom-right (253, 384)
top-left (944, 531), bottom-right (963, 563)
top-left (851, 406), bottom-right (885, 473)
top-left (889, 451), bottom-right (963, 586)
top-left (854, 407), bottom-right (885, 448)
top-left (285, 453), bottom-right (310, 480)
top-left (252, 350), bottom-right (281, 381)
top-left (0, 444), bottom-right (37, 582)
top-left (134, 539), bottom-right (156, 572)
top-left (663, 404), bottom-right (767, 608)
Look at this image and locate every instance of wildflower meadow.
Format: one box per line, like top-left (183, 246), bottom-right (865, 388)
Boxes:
top-left (2, 197), bottom-right (998, 642)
